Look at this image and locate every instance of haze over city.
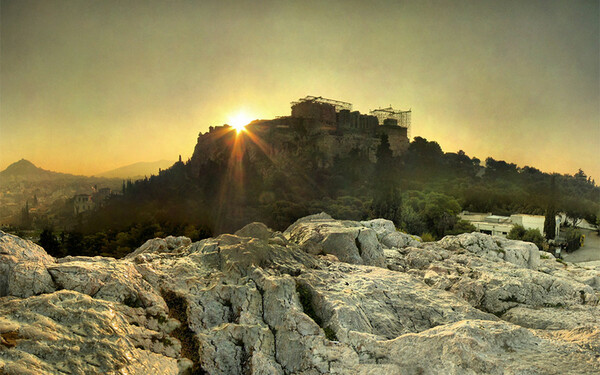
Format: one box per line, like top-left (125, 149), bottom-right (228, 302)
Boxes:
top-left (1, 0), bottom-right (598, 178)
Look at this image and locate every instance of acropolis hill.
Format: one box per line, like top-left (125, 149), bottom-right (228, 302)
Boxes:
top-left (190, 96), bottom-right (412, 173)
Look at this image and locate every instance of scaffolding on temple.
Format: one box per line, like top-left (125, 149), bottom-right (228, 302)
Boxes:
top-left (291, 96), bottom-right (353, 112)
top-left (370, 107), bottom-right (412, 138)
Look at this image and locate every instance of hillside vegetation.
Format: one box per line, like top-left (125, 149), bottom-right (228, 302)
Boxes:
top-left (35, 134), bottom-right (598, 258)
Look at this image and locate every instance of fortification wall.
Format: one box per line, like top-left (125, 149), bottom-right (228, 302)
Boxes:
top-left (377, 125), bottom-right (409, 156)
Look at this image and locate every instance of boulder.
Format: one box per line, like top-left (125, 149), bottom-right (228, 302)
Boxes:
top-left (361, 218), bottom-right (422, 248)
top-left (125, 235), bottom-right (191, 260)
top-left (437, 232), bottom-right (540, 270)
top-left (285, 213), bottom-right (385, 267)
top-left (234, 222), bottom-right (273, 240)
top-left (0, 231), bottom-right (55, 298)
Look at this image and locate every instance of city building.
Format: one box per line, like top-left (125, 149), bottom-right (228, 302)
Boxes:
top-left (459, 211), bottom-right (561, 238)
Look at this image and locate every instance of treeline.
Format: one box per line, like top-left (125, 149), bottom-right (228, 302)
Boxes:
top-left (40, 132), bottom-right (598, 257)
top-left (38, 222), bottom-right (211, 258)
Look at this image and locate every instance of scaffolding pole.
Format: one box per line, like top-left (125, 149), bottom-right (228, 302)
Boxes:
top-left (291, 95), bottom-right (353, 112)
top-left (370, 107), bottom-right (412, 138)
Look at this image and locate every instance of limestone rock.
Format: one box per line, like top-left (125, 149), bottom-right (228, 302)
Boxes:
top-left (0, 231), bottom-right (54, 264)
top-left (361, 218), bottom-right (422, 248)
top-left (285, 213), bottom-right (385, 267)
top-left (1, 216), bottom-right (599, 375)
top-left (0, 290), bottom-right (179, 375)
top-left (0, 231), bottom-right (55, 298)
top-left (234, 222), bottom-right (274, 240)
top-left (125, 235), bottom-right (191, 260)
top-left (437, 232), bottom-right (540, 270)
top-left (502, 305), bottom-right (600, 330)
top-left (47, 257), bottom-right (167, 316)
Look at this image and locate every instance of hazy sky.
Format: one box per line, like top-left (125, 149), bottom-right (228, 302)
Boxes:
top-left (1, 0), bottom-right (599, 179)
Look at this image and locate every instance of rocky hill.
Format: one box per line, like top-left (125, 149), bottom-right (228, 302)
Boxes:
top-left (1, 213), bottom-right (599, 374)
top-left (0, 159), bottom-right (59, 180)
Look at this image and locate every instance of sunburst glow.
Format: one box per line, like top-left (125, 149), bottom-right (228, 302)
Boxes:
top-left (229, 112), bottom-right (253, 133)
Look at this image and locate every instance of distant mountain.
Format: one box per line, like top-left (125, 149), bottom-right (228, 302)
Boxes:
top-left (0, 159), bottom-right (72, 179)
top-left (97, 160), bottom-right (175, 179)
top-left (0, 159), bottom-right (123, 225)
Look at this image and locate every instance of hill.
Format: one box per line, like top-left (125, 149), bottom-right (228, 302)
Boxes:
top-left (0, 159), bottom-right (72, 180)
top-left (0, 159), bottom-right (122, 227)
top-left (96, 160), bottom-right (175, 179)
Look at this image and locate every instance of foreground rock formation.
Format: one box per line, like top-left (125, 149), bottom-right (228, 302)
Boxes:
top-left (1, 213), bottom-right (599, 374)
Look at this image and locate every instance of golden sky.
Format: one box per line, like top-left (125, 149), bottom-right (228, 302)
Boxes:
top-left (1, 0), bottom-right (599, 179)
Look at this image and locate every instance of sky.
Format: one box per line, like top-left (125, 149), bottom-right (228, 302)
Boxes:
top-left (1, 0), bottom-right (599, 179)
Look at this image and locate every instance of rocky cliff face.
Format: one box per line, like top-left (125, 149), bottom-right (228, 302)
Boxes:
top-left (1, 213), bottom-right (599, 374)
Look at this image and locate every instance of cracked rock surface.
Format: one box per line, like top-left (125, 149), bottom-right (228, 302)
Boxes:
top-left (1, 214), bottom-right (599, 374)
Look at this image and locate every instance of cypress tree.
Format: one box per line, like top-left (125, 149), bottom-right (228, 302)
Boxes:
top-left (543, 175), bottom-right (557, 240)
top-left (372, 134), bottom-right (401, 225)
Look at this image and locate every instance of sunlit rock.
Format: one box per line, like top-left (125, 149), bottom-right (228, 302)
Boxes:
top-left (0, 231), bottom-right (55, 298)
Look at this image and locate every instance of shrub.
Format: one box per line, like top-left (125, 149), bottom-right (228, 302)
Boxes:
top-left (564, 227), bottom-right (582, 252)
top-left (507, 224), bottom-right (544, 249)
top-left (507, 224), bottom-right (527, 240)
top-left (445, 220), bottom-right (476, 235)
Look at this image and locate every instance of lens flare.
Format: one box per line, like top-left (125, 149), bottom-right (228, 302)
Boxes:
top-left (229, 112), bottom-right (252, 133)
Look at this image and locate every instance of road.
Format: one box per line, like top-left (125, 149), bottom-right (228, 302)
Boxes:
top-left (562, 229), bottom-right (600, 263)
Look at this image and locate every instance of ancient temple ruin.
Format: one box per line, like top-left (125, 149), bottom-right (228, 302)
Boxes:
top-left (194, 96), bottom-right (412, 169)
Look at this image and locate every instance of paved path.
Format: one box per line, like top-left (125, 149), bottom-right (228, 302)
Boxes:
top-left (562, 229), bottom-right (600, 263)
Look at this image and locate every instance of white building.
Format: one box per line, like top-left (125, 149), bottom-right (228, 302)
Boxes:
top-left (459, 212), bottom-right (560, 238)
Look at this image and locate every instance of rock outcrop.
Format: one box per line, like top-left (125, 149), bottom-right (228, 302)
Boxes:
top-left (1, 215), bottom-right (599, 374)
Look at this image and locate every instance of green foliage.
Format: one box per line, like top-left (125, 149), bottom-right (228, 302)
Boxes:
top-left (508, 224), bottom-right (527, 240)
top-left (308, 196), bottom-right (370, 222)
top-left (445, 220), bottom-right (477, 235)
top-left (36, 222), bottom-right (211, 259)
top-left (543, 210), bottom-right (557, 240)
top-left (400, 205), bottom-right (426, 235)
top-left (507, 225), bottom-right (544, 249)
top-left (371, 135), bottom-right (402, 225)
top-left (402, 191), bottom-right (461, 238)
top-left (40, 133), bottom-right (596, 257)
top-left (564, 227), bottom-right (582, 252)
top-left (420, 233), bottom-right (435, 242)
top-left (544, 176), bottom-right (558, 240)
top-left (372, 187), bottom-right (402, 226)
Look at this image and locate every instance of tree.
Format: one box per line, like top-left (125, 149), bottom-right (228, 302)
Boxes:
top-left (446, 220), bottom-right (477, 235)
top-left (561, 196), bottom-right (588, 228)
top-left (400, 205), bottom-right (426, 235)
top-left (38, 228), bottom-right (63, 257)
top-left (543, 176), bottom-right (557, 240)
top-left (564, 227), bottom-right (582, 252)
top-left (421, 192), bottom-right (461, 238)
top-left (20, 201), bottom-right (31, 229)
top-left (507, 224), bottom-right (527, 241)
top-left (507, 225), bottom-right (544, 249)
top-left (372, 135), bottom-right (401, 224)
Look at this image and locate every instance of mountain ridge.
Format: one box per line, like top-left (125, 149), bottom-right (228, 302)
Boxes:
top-left (96, 160), bottom-right (176, 179)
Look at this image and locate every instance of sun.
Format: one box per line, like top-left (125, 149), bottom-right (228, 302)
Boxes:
top-left (229, 111), bottom-right (253, 133)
